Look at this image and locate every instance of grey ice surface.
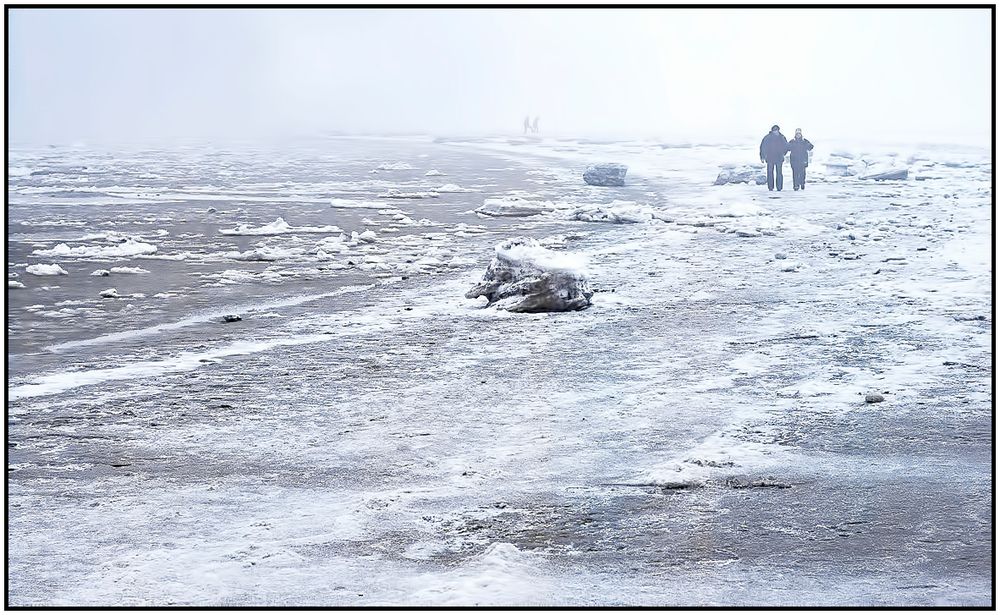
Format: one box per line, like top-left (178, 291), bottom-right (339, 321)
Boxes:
top-left (6, 135), bottom-right (993, 606)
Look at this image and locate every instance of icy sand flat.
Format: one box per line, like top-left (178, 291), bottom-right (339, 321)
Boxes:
top-left (6, 135), bottom-right (992, 606)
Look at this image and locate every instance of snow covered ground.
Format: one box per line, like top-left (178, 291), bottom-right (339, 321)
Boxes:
top-left (6, 134), bottom-right (992, 606)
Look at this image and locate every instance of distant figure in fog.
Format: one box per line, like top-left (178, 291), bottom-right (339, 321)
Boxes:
top-left (531, 116), bottom-right (540, 134)
top-left (787, 128), bottom-right (814, 191)
top-left (523, 115), bottom-right (531, 135)
top-left (759, 124), bottom-right (789, 192)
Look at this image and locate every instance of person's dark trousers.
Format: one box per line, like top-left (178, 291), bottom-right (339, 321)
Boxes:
top-left (766, 160), bottom-right (784, 191)
top-left (791, 164), bottom-right (807, 190)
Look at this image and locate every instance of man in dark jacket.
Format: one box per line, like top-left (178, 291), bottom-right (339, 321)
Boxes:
top-left (787, 128), bottom-right (814, 190)
top-left (759, 125), bottom-right (788, 191)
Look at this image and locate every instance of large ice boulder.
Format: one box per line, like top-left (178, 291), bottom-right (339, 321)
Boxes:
top-left (583, 163), bottom-right (628, 187)
top-left (714, 165), bottom-right (767, 186)
top-left (465, 237), bottom-right (593, 313)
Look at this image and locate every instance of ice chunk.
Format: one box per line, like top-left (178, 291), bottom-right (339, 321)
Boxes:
top-left (474, 197), bottom-right (556, 217)
top-left (466, 237), bottom-right (592, 312)
top-left (860, 168), bottom-right (909, 181)
top-left (714, 165), bottom-right (767, 186)
top-left (583, 163), bottom-right (628, 187)
top-left (568, 201), bottom-right (658, 224)
top-left (26, 264), bottom-right (69, 276)
top-left (109, 266), bottom-right (150, 274)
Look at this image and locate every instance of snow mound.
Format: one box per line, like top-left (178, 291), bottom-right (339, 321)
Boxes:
top-left (9, 280), bottom-right (26, 288)
top-left (32, 239), bottom-right (157, 258)
top-left (329, 198), bottom-right (387, 210)
top-left (350, 230), bottom-right (378, 244)
top-left (424, 169), bottom-right (446, 176)
top-left (219, 217), bottom-right (342, 236)
top-left (715, 202), bottom-right (770, 218)
top-left (466, 237), bottom-right (592, 312)
top-left (26, 264), bottom-right (69, 276)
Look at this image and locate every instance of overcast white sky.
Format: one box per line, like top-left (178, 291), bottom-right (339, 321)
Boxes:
top-left (8, 8), bottom-right (993, 146)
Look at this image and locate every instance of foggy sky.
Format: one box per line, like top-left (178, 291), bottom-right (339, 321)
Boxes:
top-left (8, 8), bottom-right (993, 146)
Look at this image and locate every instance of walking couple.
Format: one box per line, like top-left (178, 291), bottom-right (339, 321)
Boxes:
top-left (759, 125), bottom-right (814, 191)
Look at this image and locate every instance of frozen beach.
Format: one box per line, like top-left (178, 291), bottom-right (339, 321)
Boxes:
top-left (6, 134), bottom-right (992, 606)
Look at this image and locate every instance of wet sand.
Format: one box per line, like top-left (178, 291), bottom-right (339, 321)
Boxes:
top-left (6, 135), bottom-right (992, 606)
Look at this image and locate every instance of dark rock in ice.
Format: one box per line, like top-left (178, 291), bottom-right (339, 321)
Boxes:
top-left (659, 481), bottom-right (697, 491)
top-left (465, 237), bottom-right (592, 313)
top-left (864, 392), bottom-right (885, 403)
top-left (222, 314), bottom-right (243, 323)
top-left (687, 458), bottom-right (735, 468)
top-left (714, 165), bottom-right (767, 186)
top-left (724, 476), bottom-right (791, 489)
top-left (861, 168), bottom-right (908, 181)
top-left (583, 163), bottom-right (628, 187)
top-left (206, 207), bottom-right (217, 213)
top-left (953, 314), bottom-right (986, 322)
